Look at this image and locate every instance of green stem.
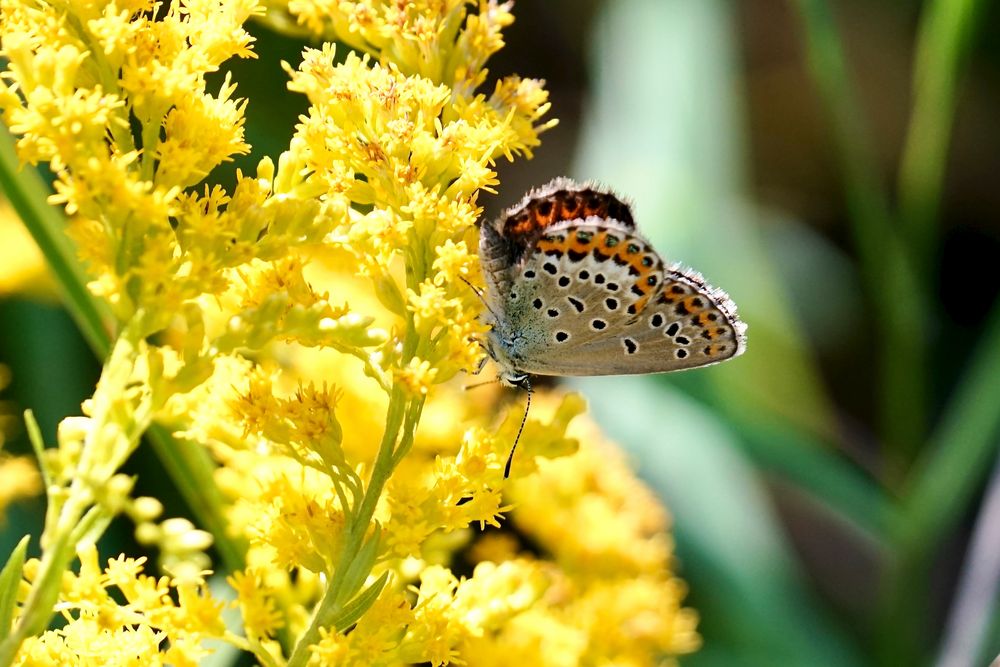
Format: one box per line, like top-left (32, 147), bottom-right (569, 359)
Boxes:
top-left (880, 300), bottom-right (1000, 665)
top-left (1, 122), bottom-right (245, 575)
top-left (285, 385), bottom-right (409, 667)
top-left (897, 0), bottom-right (986, 273)
top-left (0, 124), bottom-right (113, 357)
top-left (0, 491), bottom-right (88, 666)
top-left (790, 0), bottom-right (926, 469)
top-left (145, 426), bottom-right (247, 573)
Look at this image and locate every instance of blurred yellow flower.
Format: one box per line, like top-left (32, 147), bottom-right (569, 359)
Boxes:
top-left (0, 200), bottom-right (55, 298)
top-left (0, 366), bottom-right (42, 517)
top-left (0, 455), bottom-right (40, 518)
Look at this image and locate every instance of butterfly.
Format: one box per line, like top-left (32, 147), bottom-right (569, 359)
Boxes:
top-left (476, 178), bottom-right (747, 476)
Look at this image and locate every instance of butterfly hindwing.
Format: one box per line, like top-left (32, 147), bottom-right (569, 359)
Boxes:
top-left (562, 265), bottom-right (745, 373)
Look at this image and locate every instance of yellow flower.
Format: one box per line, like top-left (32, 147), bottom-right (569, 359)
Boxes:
top-left (310, 585), bottom-right (413, 666)
top-left (0, 366), bottom-right (41, 515)
top-left (16, 544), bottom-right (227, 666)
top-left (0, 456), bottom-right (42, 516)
top-left (0, 0), bottom-right (698, 665)
top-left (0, 200), bottom-right (56, 299)
top-left (229, 569), bottom-right (285, 642)
top-left (392, 357), bottom-right (438, 397)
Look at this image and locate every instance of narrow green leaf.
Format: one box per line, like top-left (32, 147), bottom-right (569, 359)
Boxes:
top-left (882, 301), bottom-right (1000, 664)
top-left (898, 0), bottom-right (987, 270)
top-left (332, 571), bottom-right (391, 632)
top-left (0, 536), bottom-right (30, 641)
top-left (335, 524), bottom-right (382, 605)
top-left (21, 411), bottom-right (51, 490)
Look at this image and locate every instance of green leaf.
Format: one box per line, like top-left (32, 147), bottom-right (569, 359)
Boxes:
top-left (335, 524), bottom-right (382, 606)
top-left (898, 0), bottom-right (988, 269)
top-left (791, 0), bottom-right (927, 462)
top-left (22, 410), bottom-right (52, 490)
top-left (331, 571), bottom-right (391, 632)
top-left (0, 536), bottom-right (30, 642)
top-left (882, 302), bottom-right (1000, 662)
top-left (373, 274), bottom-right (406, 317)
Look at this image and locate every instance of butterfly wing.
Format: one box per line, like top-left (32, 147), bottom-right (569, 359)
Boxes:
top-left (496, 221), bottom-right (746, 376)
top-left (480, 178), bottom-right (638, 316)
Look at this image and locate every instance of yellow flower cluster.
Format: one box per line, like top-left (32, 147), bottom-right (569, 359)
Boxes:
top-left (0, 0), bottom-right (700, 665)
top-left (1, 0), bottom-right (262, 322)
top-left (16, 544), bottom-right (226, 667)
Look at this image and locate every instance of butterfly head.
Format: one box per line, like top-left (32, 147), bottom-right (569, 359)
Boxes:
top-left (483, 327), bottom-right (531, 388)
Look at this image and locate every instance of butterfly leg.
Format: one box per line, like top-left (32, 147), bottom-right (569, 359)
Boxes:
top-left (472, 352), bottom-right (488, 376)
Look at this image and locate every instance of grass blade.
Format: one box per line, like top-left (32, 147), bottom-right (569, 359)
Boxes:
top-left (0, 536), bottom-right (30, 642)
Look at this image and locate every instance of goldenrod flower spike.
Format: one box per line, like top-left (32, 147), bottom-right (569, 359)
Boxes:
top-left (0, 1), bottom-right (699, 665)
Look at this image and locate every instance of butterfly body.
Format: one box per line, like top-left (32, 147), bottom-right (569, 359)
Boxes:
top-left (479, 178), bottom-right (747, 385)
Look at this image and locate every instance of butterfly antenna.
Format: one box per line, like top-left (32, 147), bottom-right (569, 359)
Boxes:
top-left (504, 377), bottom-right (531, 479)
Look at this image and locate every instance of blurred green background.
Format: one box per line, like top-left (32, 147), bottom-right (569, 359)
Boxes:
top-left (3, 0), bottom-right (1000, 665)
